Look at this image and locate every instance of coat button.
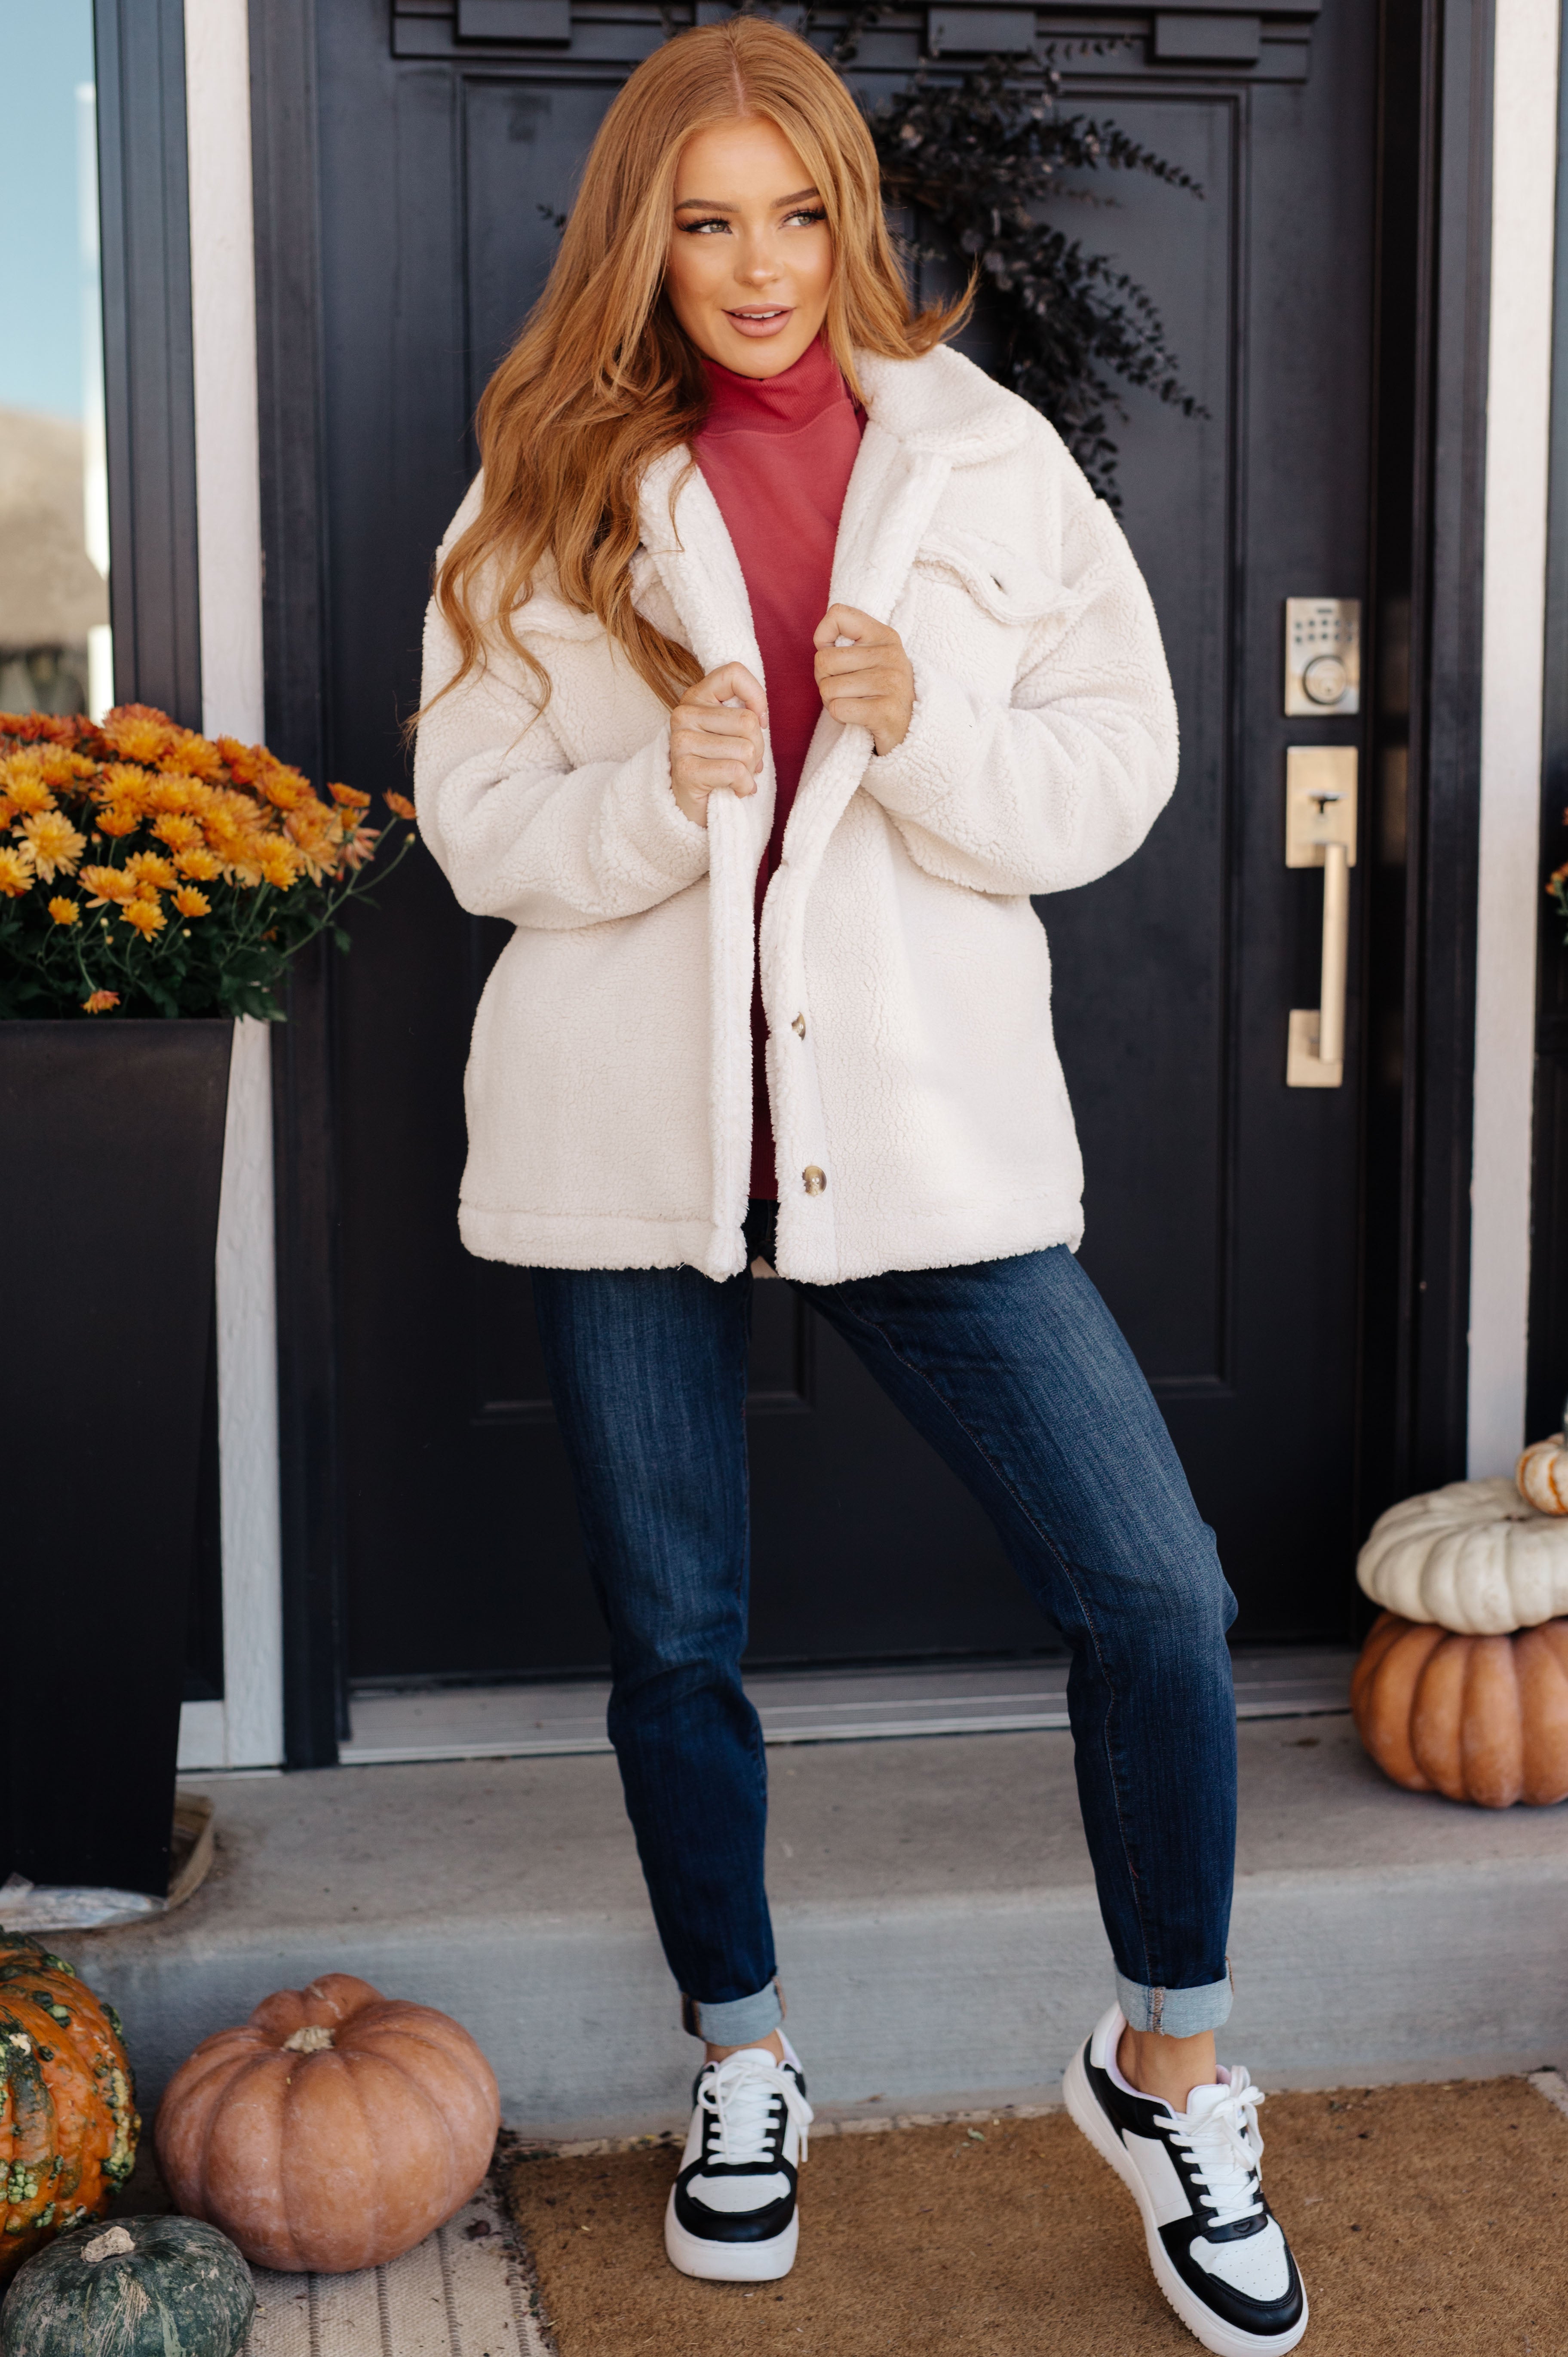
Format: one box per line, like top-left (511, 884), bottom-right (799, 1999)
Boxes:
top-left (802, 1166), bottom-right (826, 1195)
top-left (792, 1014), bottom-right (806, 1039)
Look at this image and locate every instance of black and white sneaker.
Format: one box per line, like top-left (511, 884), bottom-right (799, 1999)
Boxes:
top-left (1064, 2004), bottom-right (1307, 2355)
top-left (664, 2039), bottom-right (813, 2282)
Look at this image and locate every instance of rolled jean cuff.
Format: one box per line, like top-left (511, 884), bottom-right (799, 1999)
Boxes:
top-left (681, 1980), bottom-right (784, 2044)
top-left (1116, 1970), bottom-right (1233, 2038)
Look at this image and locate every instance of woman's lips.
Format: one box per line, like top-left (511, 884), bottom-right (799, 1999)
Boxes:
top-left (723, 306), bottom-right (794, 339)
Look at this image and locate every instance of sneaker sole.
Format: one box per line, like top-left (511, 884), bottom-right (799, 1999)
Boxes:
top-left (663, 2189), bottom-right (799, 2282)
top-left (1062, 2044), bottom-right (1308, 2357)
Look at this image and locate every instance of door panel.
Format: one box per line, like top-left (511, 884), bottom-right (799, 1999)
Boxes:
top-left (319, 0), bottom-right (1373, 1684)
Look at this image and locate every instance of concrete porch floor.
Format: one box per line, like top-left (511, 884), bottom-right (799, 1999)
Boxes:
top-left (55, 1716), bottom-right (1568, 2139)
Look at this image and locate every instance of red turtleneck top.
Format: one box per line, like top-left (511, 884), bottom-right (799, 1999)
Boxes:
top-left (693, 337), bottom-right (865, 1201)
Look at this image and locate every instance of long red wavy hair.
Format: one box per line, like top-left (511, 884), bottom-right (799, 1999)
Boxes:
top-left (429, 14), bottom-right (967, 712)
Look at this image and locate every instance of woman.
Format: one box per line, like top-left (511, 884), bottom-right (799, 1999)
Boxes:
top-left (415, 18), bottom-right (1305, 2352)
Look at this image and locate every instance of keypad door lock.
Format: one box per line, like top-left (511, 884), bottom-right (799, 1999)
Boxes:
top-left (1284, 598), bottom-right (1361, 716)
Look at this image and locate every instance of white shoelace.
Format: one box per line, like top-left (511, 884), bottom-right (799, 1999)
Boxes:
top-left (1168, 2073), bottom-right (1267, 2232)
top-left (698, 2050), bottom-right (814, 2169)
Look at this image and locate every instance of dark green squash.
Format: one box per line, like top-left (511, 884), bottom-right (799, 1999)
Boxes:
top-left (0, 2214), bottom-right (253, 2356)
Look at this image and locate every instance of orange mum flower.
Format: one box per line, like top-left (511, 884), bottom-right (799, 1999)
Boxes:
top-left (172, 885), bottom-right (211, 918)
top-left (21, 810), bottom-right (87, 881)
top-left (1, 765), bottom-right (56, 816)
top-left (147, 773), bottom-right (212, 815)
top-left (0, 844), bottom-right (36, 896)
top-left (174, 847), bottom-right (222, 881)
top-left (2, 712), bottom-right (77, 744)
top-left (329, 782), bottom-right (373, 810)
top-left (101, 705), bottom-right (178, 764)
top-left (80, 864), bottom-right (136, 905)
top-left (256, 837), bottom-right (302, 889)
top-left (284, 798), bottom-right (340, 864)
top-left (48, 896), bottom-right (80, 926)
top-left (207, 786), bottom-right (266, 839)
top-left (338, 822), bottom-right (380, 871)
top-left (215, 735), bottom-right (264, 785)
top-left (82, 989), bottom-right (120, 1013)
top-left (154, 814), bottom-right (205, 850)
top-left (163, 732), bottom-right (224, 780)
top-left (384, 790), bottom-right (417, 821)
top-left (124, 850), bottom-right (178, 893)
top-left (34, 745), bottom-right (96, 787)
top-left (97, 778), bottom-right (150, 815)
top-left (97, 806), bottom-right (142, 838)
top-left (207, 834), bottom-right (252, 879)
top-left (120, 896), bottom-right (166, 937)
top-left (283, 802), bottom-right (334, 841)
top-left (259, 764), bottom-right (313, 811)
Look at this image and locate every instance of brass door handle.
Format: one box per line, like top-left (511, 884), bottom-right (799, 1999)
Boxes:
top-left (1285, 748), bottom-right (1357, 1089)
top-left (1317, 840), bottom-right (1349, 1067)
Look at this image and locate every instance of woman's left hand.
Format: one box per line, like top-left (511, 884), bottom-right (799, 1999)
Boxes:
top-left (813, 605), bottom-right (914, 757)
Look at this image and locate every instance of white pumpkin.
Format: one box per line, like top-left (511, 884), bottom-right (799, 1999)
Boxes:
top-left (1517, 1433), bottom-right (1568, 1515)
top-left (1356, 1476), bottom-right (1568, 1635)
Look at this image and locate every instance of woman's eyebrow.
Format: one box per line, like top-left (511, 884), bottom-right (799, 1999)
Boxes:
top-left (672, 187), bottom-right (821, 211)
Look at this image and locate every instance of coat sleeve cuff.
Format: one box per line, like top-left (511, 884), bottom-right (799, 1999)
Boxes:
top-left (859, 666), bottom-right (982, 819)
top-left (610, 724), bottom-right (712, 888)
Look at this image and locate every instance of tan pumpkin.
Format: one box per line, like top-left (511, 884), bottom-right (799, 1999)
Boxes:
top-left (1517, 1432), bottom-right (1568, 1514)
top-left (1350, 1611), bottom-right (1568, 1807)
top-left (153, 1973), bottom-right (500, 2272)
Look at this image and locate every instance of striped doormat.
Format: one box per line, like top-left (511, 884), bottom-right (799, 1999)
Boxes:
top-left (239, 2183), bottom-right (550, 2357)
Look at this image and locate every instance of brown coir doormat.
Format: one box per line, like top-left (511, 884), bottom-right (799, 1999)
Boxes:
top-left (508, 2077), bottom-right (1568, 2357)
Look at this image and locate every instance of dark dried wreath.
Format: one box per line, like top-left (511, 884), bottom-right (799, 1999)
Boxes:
top-left (824, 8), bottom-right (1207, 502)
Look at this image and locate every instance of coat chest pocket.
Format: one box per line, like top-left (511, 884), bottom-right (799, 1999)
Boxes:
top-left (905, 528), bottom-right (1071, 687)
top-left (914, 528), bottom-right (1066, 624)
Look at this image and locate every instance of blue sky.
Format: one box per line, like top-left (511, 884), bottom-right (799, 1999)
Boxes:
top-left (0, 0), bottom-right (98, 418)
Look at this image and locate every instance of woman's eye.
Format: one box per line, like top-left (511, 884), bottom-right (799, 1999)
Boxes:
top-left (679, 216), bottom-right (732, 236)
top-left (784, 207), bottom-right (828, 228)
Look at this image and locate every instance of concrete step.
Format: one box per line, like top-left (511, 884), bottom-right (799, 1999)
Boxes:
top-left (53, 1717), bottom-right (1568, 2140)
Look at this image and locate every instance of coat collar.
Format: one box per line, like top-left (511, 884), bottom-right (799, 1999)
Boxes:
top-left (852, 344), bottom-right (1034, 465)
top-left (635, 345), bottom-right (1022, 661)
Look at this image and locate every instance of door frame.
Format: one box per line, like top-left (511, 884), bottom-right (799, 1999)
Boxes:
top-left (1528, 11), bottom-right (1568, 1442)
top-left (89, 0), bottom-right (288, 1772)
top-left (94, 0), bottom-right (203, 720)
top-left (246, 0), bottom-right (1491, 1768)
top-left (1356, 0), bottom-right (1491, 1515)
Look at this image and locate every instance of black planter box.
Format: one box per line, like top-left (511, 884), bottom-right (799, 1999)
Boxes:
top-left (2, 1021), bottom-right (233, 1897)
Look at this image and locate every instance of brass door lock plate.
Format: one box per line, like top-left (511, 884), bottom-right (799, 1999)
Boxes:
top-left (1284, 598), bottom-right (1361, 716)
top-left (1284, 746), bottom-right (1357, 869)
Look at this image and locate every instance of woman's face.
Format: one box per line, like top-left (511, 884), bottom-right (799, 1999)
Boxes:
top-left (664, 115), bottom-right (834, 378)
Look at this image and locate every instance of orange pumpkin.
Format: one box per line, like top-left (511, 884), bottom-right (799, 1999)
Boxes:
top-left (0, 1933), bottom-right (140, 2282)
top-left (1351, 1611), bottom-right (1568, 1807)
top-left (154, 1973), bottom-right (500, 2272)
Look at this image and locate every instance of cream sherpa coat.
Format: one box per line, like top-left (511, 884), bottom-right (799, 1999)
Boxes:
top-left (415, 346), bottom-right (1178, 1284)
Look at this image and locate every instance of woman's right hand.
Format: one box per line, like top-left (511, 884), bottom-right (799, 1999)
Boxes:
top-left (669, 663), bottom-right (767, 828)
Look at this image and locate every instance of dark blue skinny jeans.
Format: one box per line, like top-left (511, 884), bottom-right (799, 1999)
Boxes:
top-left (530, 1232), bottom-right (1238, 2047)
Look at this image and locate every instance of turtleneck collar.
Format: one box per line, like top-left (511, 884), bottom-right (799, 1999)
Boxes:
top-left (699, 333), bottom-right (854, 436)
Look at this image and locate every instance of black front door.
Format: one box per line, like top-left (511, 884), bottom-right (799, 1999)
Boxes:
top-left (316, 0), bottom-right (1375, 1686)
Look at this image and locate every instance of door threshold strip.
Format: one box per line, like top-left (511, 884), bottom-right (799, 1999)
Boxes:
top-left (341, 1650), bottom-right (1356, 1765)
